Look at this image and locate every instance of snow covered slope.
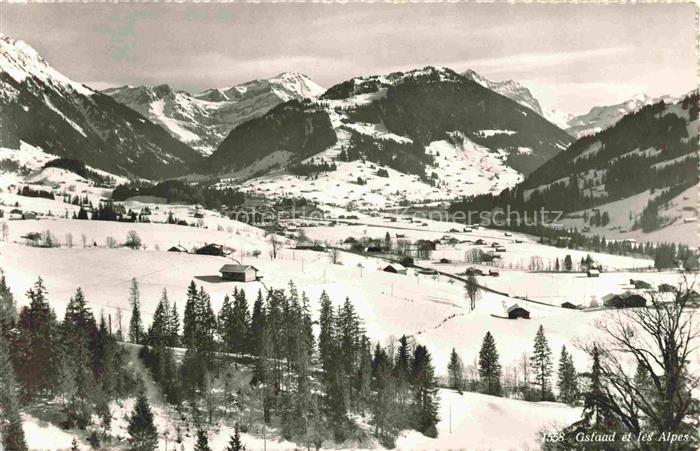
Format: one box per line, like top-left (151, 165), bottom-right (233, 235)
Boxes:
top-left (0, 35), bottom-right (203, 179)
top-left (566, 93), bottom-right (681, 138)
top-left (211, 67), bottom-right (572, 208)
top-left (104, 73), bottom-right (324, 155)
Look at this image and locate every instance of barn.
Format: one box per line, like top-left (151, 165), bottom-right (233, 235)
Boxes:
top-left (561, 302), bottom-right (579, 310)
top-left (507, 304), bottom-right (530, 319)
top-left (196, 243), bottom-right (225, 256)
top-left (219, 264), bottom-right (259, 282)
top-left (587, 269), bottom-right (600, 278)
top-left (383, 263), bottom-right (407, 275)
top-left (168, 245), bottom-right (188, 253)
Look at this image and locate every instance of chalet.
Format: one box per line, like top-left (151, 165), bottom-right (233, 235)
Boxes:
top-left (658, 283), bottom-right (676, 293)
top-left (196, 243), bottom-right (226, 256)
top-left (9, 209), bottom-right (23, 220)
top-left (630, 279), bottom-right (652, 289)
top-left (507, 304), bottom-right (530, 319)
top-left (168, 245), bottom-right (188, 253)
top-left (22, 211), bottom-right (37, 220)
top-left (587, 269), bottom-right (600, 278)
top-left (465, 267), bottom-right (484, 276)
top-left (488, 269), bottom-right (500, 277)
top-left (219, 264), bottom-right (259, 282)
top-left (439, 258), bottom-right (452, 264)
top-left (561, 302), bottom-right (580, 310)
top-left (603, 291), bottom-right (647, 308)
top-left (382, 263), bottom-right (407, 275)
top-left (495, 247), bottom-right (506, 253)
top-left (365, 245), bottom-right (382, 253)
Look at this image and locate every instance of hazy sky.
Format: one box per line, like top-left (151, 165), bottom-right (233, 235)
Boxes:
top-left (2, 2), bottom-right (696, 114)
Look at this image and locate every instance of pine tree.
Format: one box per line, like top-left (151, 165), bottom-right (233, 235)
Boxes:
top-left (194, 428), bottom-right (211, 451)
top-left (447, 348), bottom-right (464, 393)
top-left (478, 332), bottom-right (502, 396)
top-left (128, 279), bottom-right (144, 344)
top-left (182, 281), bottom-right (199, 349)
top-left (168, 300), bottom-right (179, 347)
top-left (232, 288), bottom-right (250, 354)
top-left (148, 289), bottom-right (170, 346)
top-left (0, 270), bottom-right (17, 328)
top-left (127, 388), bottom-right (158, 451)
top-left (370, 343), bottom-right (398, 446)
top-left (225, 423), bottom-right (246, 451)
top-left (564, 255), bottom-right (573, 271)
top-left (394, 335), bottom-right (412, 416)
top-left (218, 294), bottom-right (236, 353)
top-left (248, 290), bottom-right (265, 356)
top-left (317, 290), bottom-right (335, 376)
top-left (15, 277), bottom-right (59, 396)
top-left (0, 335), bottom-right (28, 451)
top-left (530, 325), bottom-right (553, 400)
top-left (557, 345), bottom-right (579, 405)
top-left (410, 344), bottom-right (440, 438)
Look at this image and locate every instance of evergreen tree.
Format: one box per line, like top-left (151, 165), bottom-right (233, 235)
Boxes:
top-left (530, 325), bottom-right (553, 400)
top-left (394, 335), bottom-right (412, 415)
top-left (478, 332), bottom-right (502, 396)
top-left (182, 281), bottom-right (199, 349)
top-left (128, 279), bottom-right (144, 345)
top-left (370, 343), bottom-right (399, 446)
top-left (564, 255), bottom-right (573, 271)
top-left (0, 270), bottom-right (17, 328)
top-left (167, 300), bottom-right (179, 347)
top-left (248, 290), bottom-right (266, 356)
top-left (148, 289), bottom-right (170, 346)
top-left (218, 294), bottom-right (236, 353)
top-left (15, 277), bottom-right (59, 397)
top-left (127, 388), bottom-right (158, 451)
top-left (0, 335), bottom-right (27, 451)
top-left (410, 344), bottom-right (440, 438)
top-left (447, 348), bottom-right (464, 393)
top-left (317, 291), bottom-right (336, 376)
top-left (194, 428), bottom-right (211, 451)
top-left (232, 288), bottom-right (250, 354)
top-left (225, 423), bottom-right (246, 451)
top-left (557, 345), bottom-right (579, 405)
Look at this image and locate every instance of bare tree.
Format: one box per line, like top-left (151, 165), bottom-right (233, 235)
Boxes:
top-left (267, 233), bottom-right (279, 259)
top-left (465, 274), bottom-right (481, 311)
top-left (328, 247), bottom-right (341, 265)
top-left (81, 233), bottom-right (87, 248)
top-left (577, 277), bottom-right (699, 446)
top-left (105, 236), bottom-right (118, 249)
top-left (65, 232), bottom-right (73, 249)
top-left (1, 221), bottom-right (8, 241)
top-left (125, 230), bottom-right (142, 250)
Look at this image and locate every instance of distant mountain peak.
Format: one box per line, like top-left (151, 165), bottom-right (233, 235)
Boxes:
top-left (461, 69), bottom-right (544, 116)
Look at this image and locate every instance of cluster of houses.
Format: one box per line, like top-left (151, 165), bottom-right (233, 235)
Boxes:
top-left (7, 208), bottom-right (38, 220)
top-left (168, 242), bottom-right (231, 256)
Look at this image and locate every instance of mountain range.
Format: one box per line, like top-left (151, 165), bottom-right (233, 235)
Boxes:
top-left (0, 35), bottom-right (203, 180)
top-left (1, 34), bottom-right (691, 212)
top-left (103, 73), bottom-right (324, 155)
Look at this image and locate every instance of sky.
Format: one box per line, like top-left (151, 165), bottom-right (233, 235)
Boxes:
top-left (1, 2), bottom-right (696, 115)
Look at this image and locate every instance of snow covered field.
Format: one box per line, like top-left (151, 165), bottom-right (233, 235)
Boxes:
top-left (397, 389), bottom-right (582, 450)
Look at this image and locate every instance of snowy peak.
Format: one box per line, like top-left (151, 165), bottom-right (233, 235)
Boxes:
top-left (106, 73), bottom-right (325, 155)
top-left (566, 93), bottom-right (680, 138)
top-left (462, 69), bottom-right (543, 116)
top-left (0, 35), bottom-right (94, 98)
top-left (1, 35), bottom-right (202, 179)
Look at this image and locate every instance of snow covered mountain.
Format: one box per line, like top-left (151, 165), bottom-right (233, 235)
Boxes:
top-left (0, 35), bottom-right (203, 179)
top-left (462, 69), bottom-right (574, 130)
top-left (208, 67), bottom-right (573, 208)
top-left (462, 69), bottom-right (544, 116)
top-left (104, 72), bottom-right (325, 155)
top-left (565, 93), bottom-right (680, 138)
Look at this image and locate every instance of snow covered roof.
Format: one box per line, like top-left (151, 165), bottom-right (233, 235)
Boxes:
top-left (219, 264), bottom-right (258, 273)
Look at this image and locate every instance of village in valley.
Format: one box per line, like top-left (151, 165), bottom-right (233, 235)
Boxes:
top-left (0, 3), bottom-right (699, 451)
